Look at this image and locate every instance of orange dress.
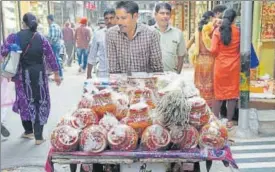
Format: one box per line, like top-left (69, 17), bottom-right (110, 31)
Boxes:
top-left (194, 32), bottom-right (214, 107)
top-left (210, 25), bottom-right (240, 100)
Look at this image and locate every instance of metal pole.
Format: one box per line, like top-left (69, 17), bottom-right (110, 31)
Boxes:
top-left (236, 1), bottom-right (256, 138)
top-left (0, 0), bottom-right (3, 43)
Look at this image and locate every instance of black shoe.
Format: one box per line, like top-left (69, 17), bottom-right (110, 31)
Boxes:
top-left (1, 124), bottom-right (10, 137)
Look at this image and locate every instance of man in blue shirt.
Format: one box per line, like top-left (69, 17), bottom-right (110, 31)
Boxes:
top-left (87, 8), bottom-right (116, 79)
top-left (47, 14), bottom-right (63, 79)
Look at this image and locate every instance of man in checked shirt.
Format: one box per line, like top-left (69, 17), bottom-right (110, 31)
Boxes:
top-left (106, 1), bottom-right (164, 75)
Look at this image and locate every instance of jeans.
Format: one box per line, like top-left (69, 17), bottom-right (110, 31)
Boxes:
top-left (77, 48), bottom-right (89, 70)
top-left (51, 44), bottom-right (63, 77)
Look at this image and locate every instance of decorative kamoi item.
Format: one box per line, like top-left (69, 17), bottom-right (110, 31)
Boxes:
top-left (80, 125), bottom-right (107, 153)
top-left (170, 125), bottom-right (199, 149)
top-left (188, 96), bottom-right (207, 114)
top-left (99, 113), bottom-right (119, 132)
top-left (182, 84), bottom-right (200, 98)
top-left (189, 106), bottom-right (211, 129)
top-left (128, 87), bottom-right (156, 109)
top-left (199, 120), bottom-right (228, 149)
top-left (107, 124), bottom-right (138, 151)
top-left (71, 108), bottom-right (98, 129)
top-left (112, 92), bottom-right (129, 120)
top-left (123, 102), bottom-right (152, 137)
top-left (141, 124), bottom-right (171, 151)
top-left (78, 93), bottom-right (94, 109)
top-left (155, 90), bottom-right (191, 129)
top-left (51, 125), bottom-right (79, 152)
top-left (57, 115), bottom-right (76, 128)
top-left (92, 89), bottom-right (117, 119)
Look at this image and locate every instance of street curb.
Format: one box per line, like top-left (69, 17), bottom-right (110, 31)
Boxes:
top-left (1, 163), bottom-right (44, 170)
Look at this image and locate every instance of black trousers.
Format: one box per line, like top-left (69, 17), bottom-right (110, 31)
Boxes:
top-left (21, 66), bottom-right (45, 140)
top-left (22, 109), bottom-right (44, 140)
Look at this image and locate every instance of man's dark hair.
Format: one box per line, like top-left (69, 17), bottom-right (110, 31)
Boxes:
top-left (47, 14), bottom-right (54, 21)
top-left (213, 5), bottom-right (227, 14)
top-left (155, 3), bottom-right (172, 13)
top-left (104, 8), bottom-right (116, 17)
top-left (116, 1), bottom-right (139, 15)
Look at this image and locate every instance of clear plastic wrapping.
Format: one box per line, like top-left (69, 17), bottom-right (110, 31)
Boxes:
top-left (121, 102), bottom-right (152, 137)
top-left (91, 89), bottom-right (117, 119)
top-left (170, 125), bottom-right (199, 150)
top-left (141, 124), bottom-right (171, 151)
top-left (199, 120), bottom-right (228, 150)
top-left (71, 108), bottom-right (99, 129)
top-left (107, 124), bottom-right (138, 151)
top-left (99, 113), bottom-right (120, 132)
top-left (51, 125), bottom-right (79, 152)
top-left (80, 125), bottom-right (107, 153)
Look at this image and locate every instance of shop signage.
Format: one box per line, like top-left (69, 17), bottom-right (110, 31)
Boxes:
top-left (261, 2), bottom-right (275, 40)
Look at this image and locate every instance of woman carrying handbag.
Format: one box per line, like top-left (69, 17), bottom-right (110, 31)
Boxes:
top-left (0, 13), bottom-right (61, 145)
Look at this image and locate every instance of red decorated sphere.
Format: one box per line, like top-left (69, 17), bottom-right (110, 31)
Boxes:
top-left (107, 124), bottom-right (138, 151)
top-left (141, 124), bottom-right (171, 151)
top-left (51, 125), bottom-right (79, 152)
top-left (199, 121), bottom-right (228, 149)
top-left (80, 125), bottom-right (107, 153)
top-left (71, 108), bottom-right (98, 129)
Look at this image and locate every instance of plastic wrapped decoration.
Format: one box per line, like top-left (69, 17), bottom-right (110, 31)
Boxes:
top-left (189, 105), bottom-right (211, 129)
top-left (107, 124), bottom-right (138, 151)
top-left (78, 93), bottom-right (94, 109)
top-left (92, 89), bottom-right (117, 119)
top-left (155, 90), bottom-right (191, 129)
top-left (51, 125), bottom-right (79, 152)
top-left (99, 113), bottom-right (120, 132)
top-left (199, 120), bottom-right (228, 149)
top-left (71, 108), bottom-right (99, 129)
top-left (128, 87), bottom-right (156, 109)
top-left (112, 92), bottom-right (129, 120)
top-left (141, 124), bottom-right (171, 151)
top-left (182, 83), bottom-right (200, 98)
top-left (122, 102), bottom-right (152, 137)
top-left (80, 125), bottom-right (108, 153)
top-left (170, 125), bottom-right (199, 150)
top-left (188, 96), bottom-right (207, 114)
top-left (127, 77), bottom-right (158, 90)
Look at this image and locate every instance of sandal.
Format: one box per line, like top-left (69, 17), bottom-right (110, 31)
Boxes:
top-left (226, 121), bottom-right (234, 130)
top-left (35, 139), bottom-right (46, 145)
top-left (21, 133), bottom-right (34, 139)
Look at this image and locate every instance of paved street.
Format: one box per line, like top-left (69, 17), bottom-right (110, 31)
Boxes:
top-left (231, 136), bottom-right (275, 172)
top-left (1, 65), bottom-right (275, 172)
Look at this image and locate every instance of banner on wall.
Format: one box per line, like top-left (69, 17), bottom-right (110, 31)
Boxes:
top-left (261, 2), bottom-right (275, 40)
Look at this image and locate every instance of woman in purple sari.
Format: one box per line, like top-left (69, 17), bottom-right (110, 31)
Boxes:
top-left (0, 13), bottom-right (61, 145)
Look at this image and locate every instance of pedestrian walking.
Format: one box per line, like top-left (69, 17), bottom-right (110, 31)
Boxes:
top-left (107, 1), bottom-right (163, 74)
top-left (87, 8), bottom-right (116, 79)
top-left (0, 13), bottom-right (61, 145)
top-left (47, 14), bottom-right (63, 79)
top-left (62, 22), bottom-right (75, 67)
top-left (152, 2), bottom-right (187, 74)
top-left (192, 11), bottom-right (216, 108)
top-left (0, 77), bottom-right (15, 137)
top-left (75, 17), bottom-right (91, 73)
top-left (210, 9), bottom-right (240, 129)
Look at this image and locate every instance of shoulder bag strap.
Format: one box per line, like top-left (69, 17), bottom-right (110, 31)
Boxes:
top-left (21, 32), bottom-right (37, 57)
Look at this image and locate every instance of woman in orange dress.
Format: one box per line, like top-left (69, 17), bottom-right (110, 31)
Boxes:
top-left (193, 11), bottom-right (216, 107)
top-left (210, 9), bottom-right (240, 128)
